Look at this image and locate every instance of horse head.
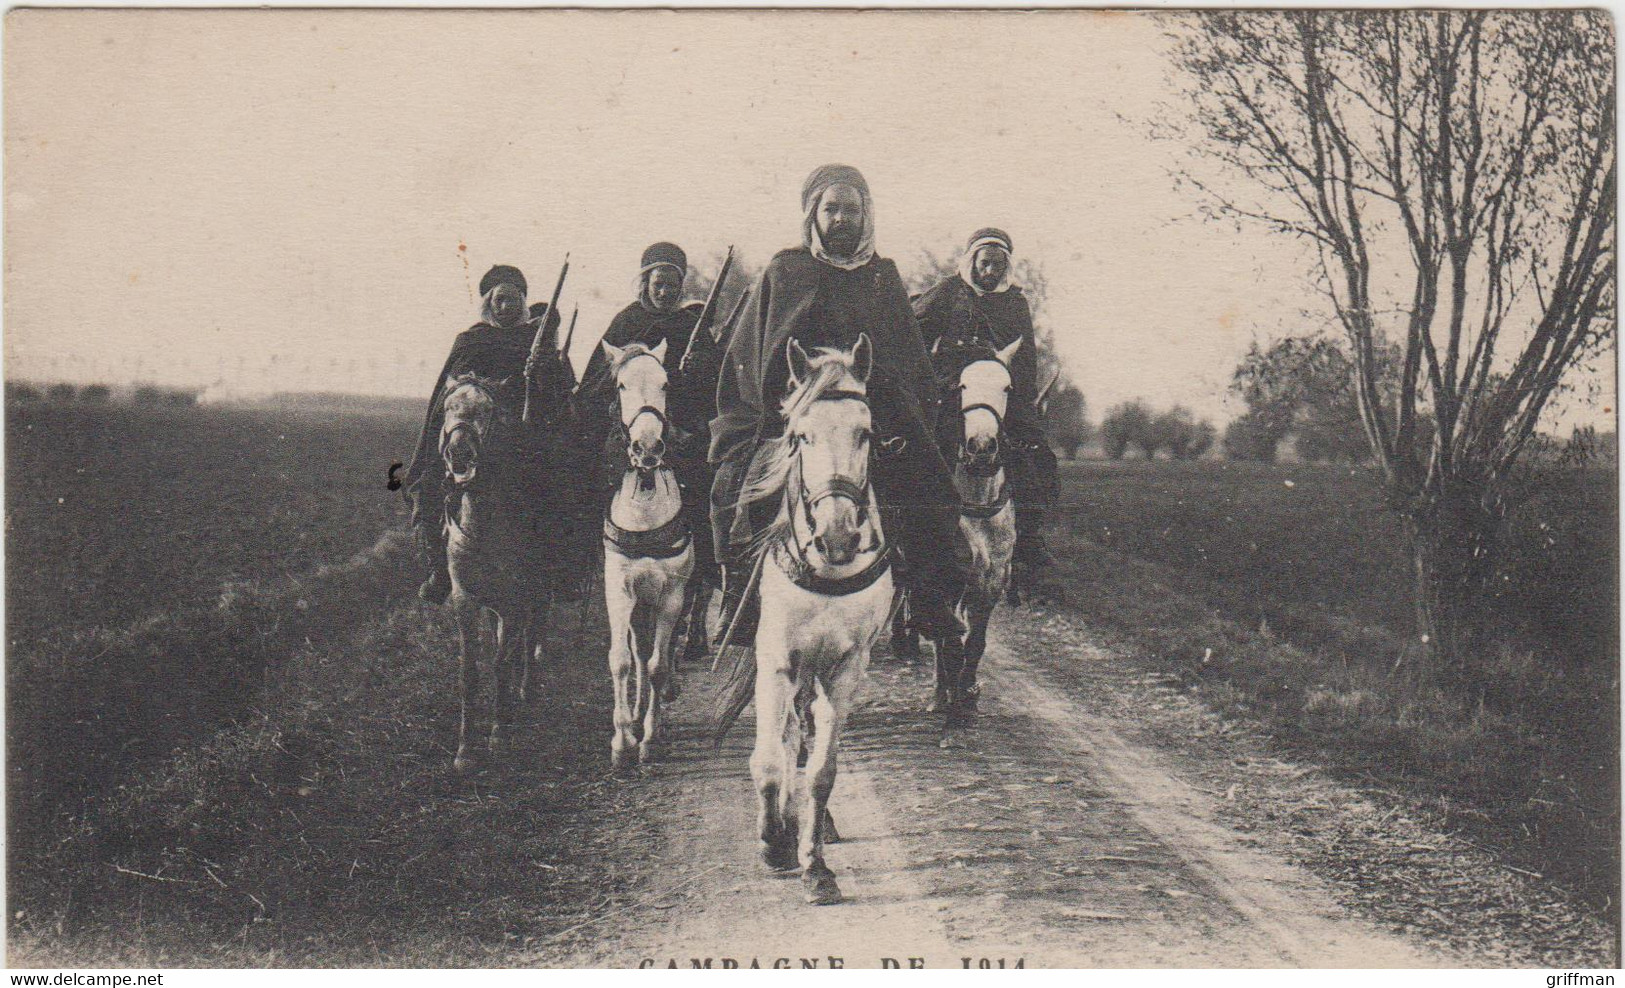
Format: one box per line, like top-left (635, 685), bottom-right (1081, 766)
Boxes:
top-left (601, 339), bottom-right (670, 476)
top-left (954, 338), bottom-right (1021, 476)
top-left (783, 334), bottom-right (877, 567)
top-left (441, 372), bottom-right (515, 488)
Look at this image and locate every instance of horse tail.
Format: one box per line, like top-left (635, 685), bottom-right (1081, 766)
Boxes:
top-left (711, 644), bottom-right (756, 748)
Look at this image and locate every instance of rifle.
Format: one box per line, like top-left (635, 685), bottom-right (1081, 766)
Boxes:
top-left (1037, 367), bottom-right (1062, 412)
top-left (715, 287), bottom-right (751, 344)
top-left (678, 245), bottom-right (734, 375)
top-left (523, 253), bottom-right (570, 423)
top-left (559, 305), bottom-right (580, 390)
top-left (560, 305), bottom-right (579, 358)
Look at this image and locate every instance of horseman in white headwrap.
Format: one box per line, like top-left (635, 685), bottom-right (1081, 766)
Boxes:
top-left (710, 164), bottom-right (965, 647)
top-left (914, 228), bottom-right (1060, 573)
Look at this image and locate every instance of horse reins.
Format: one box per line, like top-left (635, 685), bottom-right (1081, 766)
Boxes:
top-left (952, 354), bottom-right (1013, 515)
top-left (606, 352), bottom-right (689, 559)
top-left (780, 388), bottom-right (891, 596)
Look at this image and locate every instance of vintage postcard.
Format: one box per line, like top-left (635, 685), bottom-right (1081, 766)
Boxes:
top-left (4, 8), bottom-right (1617, 971)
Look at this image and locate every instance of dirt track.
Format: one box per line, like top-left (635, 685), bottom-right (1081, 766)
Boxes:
top-left (521, 602), bottom-right (1609, 969)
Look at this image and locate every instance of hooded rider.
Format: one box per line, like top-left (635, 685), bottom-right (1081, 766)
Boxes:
top-left (709, 164), bottom-right (964, 645)
top-left (912, 228), bottom-right (1059, 572)
top-left (577, 242), bottom-right (724, 586)
top-left (403, 263), bottom-right (586, 603)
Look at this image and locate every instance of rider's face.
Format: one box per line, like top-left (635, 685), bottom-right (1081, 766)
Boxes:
top-left (647, 267), bottom-right (683, 311)
top-left (488, 283), bottom-right (527, 327)
top-left (817, 185), bottom-right (865, 258)
top-left (972, 247), bottom-right (1009, 292)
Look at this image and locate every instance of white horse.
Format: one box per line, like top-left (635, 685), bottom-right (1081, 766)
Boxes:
top-left (715, 335), bottom-right (893, 906)
top-left (933, 338), bottom-right (1022, 720)
top-left (600, 339), bottom-right (694, 769)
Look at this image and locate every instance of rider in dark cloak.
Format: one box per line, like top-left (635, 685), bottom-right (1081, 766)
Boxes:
top-left (403, 264), bottom-right (593, 604)
top-left (575, 242), bottom-right (725, 587)
top-left (912, 227), bottom-right (1060, 573)
top-left (709, 164), bottom-right (965, 645)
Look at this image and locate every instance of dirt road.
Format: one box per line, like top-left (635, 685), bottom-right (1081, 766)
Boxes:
top-left (527, 602), bottom-right (1608, 969)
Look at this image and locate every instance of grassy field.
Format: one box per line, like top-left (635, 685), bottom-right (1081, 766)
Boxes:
top-left (6, 402), bottom-right (420, 878)
top-left (1042, 458), bottom-right (1618, 914)
top-left (7, 402), bottom-right (1617, 958)
top-left (8, 400), bottom-right (653, 964)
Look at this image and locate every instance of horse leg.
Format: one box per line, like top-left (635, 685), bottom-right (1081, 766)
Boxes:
top-left (663, 581), bottom-right (698, 704)
top-left (452, 599), bottom-right (480, 775)
top-left (490, 611), bottom-right (516, 753)
top-left (520, 599), bottom-right (546, 704)
top-left (956, 595), bottom-right (995, 717)
top-left (751, 641), bottom-right (799, 873)
top-left (640, 586), bottom-right (683, 764)
top-left (682, 583), bottom-right (714, 665)
top-left (932, 618), bottom-right (965, 715)
top-left (891, 591), bottom-right (920, 660)
top-left (800, 663), bottom-right (856, 905)
top-left (605, 572), bottom-right (639, 770)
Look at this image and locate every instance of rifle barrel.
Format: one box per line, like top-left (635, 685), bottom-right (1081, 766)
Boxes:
top-left (524, 253), bottom-right (571, 422)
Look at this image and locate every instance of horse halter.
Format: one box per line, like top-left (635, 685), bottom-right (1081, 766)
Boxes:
top-left (790, 388), bottom-right (874, 518)
top-left (956, 356), bottom-right (1012, 478)
top-left (615, 352), bottom-right (670, 474)
top-left (440, 378), bottom-right (505, 491)
top-left (621, 404), bottom-right (669, 472)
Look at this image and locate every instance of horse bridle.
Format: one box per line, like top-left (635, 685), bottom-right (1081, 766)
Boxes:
top-left (954, 355), bottom-right (1012, 479)
top-left (787, 388), bottom-right (883, 557)
top-left (621, 404), bottom-right (669, 472)
top-left (616, 353), bottom-right (671, 475)
top-left (440, 378), bottom-right (505, 491)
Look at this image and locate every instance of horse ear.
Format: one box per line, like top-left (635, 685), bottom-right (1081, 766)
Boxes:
top-left (852, 333), bottom-right (873, 385)
top-left (997, 337), bottom-right (1022, 368)
top-left (600, 340), bottom-right (625, 366)
top-left (651, 338), bottom-right (669, 363)
top-left (787, 337), bottom-right (813, 389)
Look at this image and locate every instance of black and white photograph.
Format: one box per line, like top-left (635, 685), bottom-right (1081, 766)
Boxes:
top-left (4, 7), bottom-right (1618, 970)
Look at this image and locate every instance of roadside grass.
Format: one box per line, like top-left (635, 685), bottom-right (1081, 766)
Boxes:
top-left (7, 402), bottom-right (642, 965)
top-left (1043, 459), bottom-right (1618, 918)
top-left (6, 403), bottom-right (418, 872)
top-left (13, 581), bottom-right (639, 966)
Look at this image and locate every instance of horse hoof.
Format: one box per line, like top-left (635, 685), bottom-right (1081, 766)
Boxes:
top-left (821, 810), bottom-right (841, 844)
top-left (928, 690), bottom-right (950, 714)
top-left (639, 740), bottom-right (663, 764)
top-left (803, 869), bottom-right (843, 906)
top-left (761, 842), bottom-right (799, 874)
top-left (611, 743), bottom-right (636, 771)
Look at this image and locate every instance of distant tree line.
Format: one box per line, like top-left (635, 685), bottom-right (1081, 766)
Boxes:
top-left (7, 381), bottom-right (198, 407)
top-left (1100, 399), bottom-right (1216, 460)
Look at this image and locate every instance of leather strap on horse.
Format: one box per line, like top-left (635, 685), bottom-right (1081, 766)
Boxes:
top-left (775, 542), bottom-right (893, 597)
top-left (958, 484), bottom-right (1012, 519)
top-left (603, 512), bottom-right (691, 560)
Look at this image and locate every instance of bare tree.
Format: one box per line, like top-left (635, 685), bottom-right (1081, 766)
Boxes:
top-left (1169, 10), bottom-right (1615, 668)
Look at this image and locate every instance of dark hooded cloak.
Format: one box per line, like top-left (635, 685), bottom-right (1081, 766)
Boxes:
top-left (709, 245), bottom-right (956, 566)
top-left (912, 276), bottom-right (1043, 444)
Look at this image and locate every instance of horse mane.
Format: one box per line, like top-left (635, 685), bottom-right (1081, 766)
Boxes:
top-left (607, 342), bottom-right (666, 377)
top-left (733, 349), bottom-right (864, 561)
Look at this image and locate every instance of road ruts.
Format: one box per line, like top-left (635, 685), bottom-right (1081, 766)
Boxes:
top-left (548, 608), bottom-right (1453, 969)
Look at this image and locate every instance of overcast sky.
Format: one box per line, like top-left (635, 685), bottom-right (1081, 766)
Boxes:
top-left (5, 10), bottom-right (1612, 428)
